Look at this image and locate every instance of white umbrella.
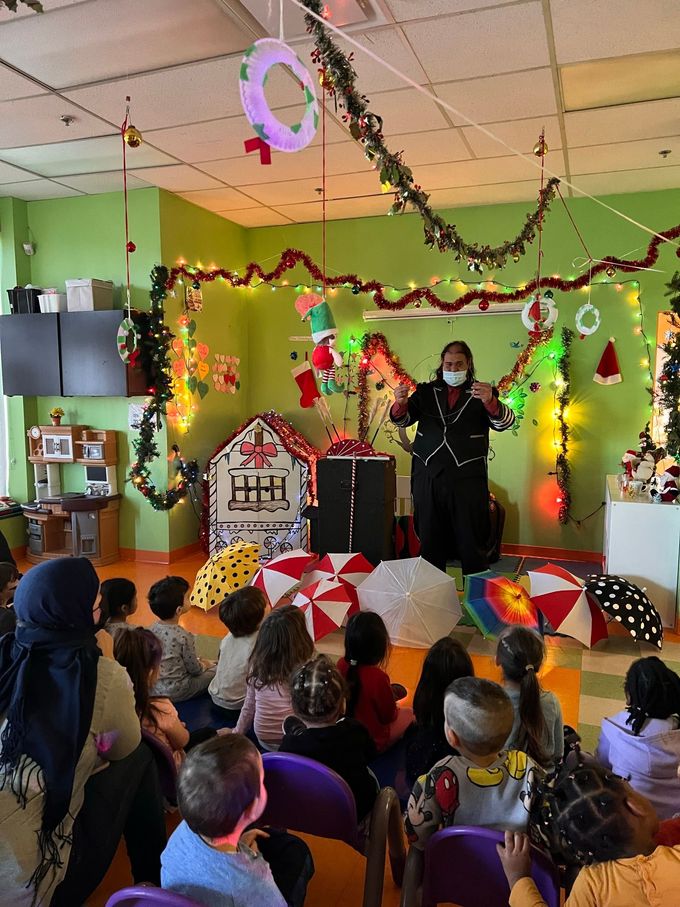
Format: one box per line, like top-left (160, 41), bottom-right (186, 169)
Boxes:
top-left (357, 557), bottom-right (462, 648)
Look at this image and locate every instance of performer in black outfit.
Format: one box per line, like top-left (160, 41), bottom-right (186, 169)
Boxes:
top-left (390, 341), bottom-right (514, 575)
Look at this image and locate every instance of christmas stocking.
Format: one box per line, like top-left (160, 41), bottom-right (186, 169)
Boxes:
top-left (291, 360), bottom-right (321, 408)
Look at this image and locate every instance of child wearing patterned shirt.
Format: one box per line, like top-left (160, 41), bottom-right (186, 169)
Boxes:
top-left (405, 677), bottom-right (538, 850)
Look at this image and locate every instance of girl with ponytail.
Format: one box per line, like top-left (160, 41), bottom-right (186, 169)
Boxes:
top-left (496, 627), bottom-right (563, 769)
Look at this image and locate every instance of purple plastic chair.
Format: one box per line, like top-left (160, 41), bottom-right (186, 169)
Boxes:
top-left (141, 728), bottom-right (178, 808)
top-left (105, 886), bottom-right (202, 907)
top-left (261, 752), bottom-right (405, 907)
top-left (400, 825), bottom-right (560, 907)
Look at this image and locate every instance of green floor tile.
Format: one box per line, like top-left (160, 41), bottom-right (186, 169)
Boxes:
top-left (580, 671), bottom-right (627, 700)
top-left (577, 723), bottom-right (600, 753)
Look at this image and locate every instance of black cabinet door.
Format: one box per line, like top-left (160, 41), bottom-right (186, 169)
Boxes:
top-left (0, 313), bottom-right (62, 396)
top-left (60, 310), bottom-right (145, 397)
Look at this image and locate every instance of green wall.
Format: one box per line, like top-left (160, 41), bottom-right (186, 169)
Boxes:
top-left (2, 185), bottom-right (679, 557)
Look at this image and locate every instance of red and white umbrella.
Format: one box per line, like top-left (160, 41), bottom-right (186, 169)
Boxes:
top-left (251, 549), bottom-right (314, 607)
top-left (302, 552), bottom-right (374, 615)
top-left (528, 563), bottom-right (608, 648)
top-left (292, 578), bottom-right (353, 642)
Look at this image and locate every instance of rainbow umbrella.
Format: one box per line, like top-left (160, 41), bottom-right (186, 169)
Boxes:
top-left (463, 570), bottom-right (540, 639)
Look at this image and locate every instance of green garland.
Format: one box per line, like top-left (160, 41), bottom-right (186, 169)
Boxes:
top-left (302, 0), bottom-right (560, 270)
top-left (129, 265), bottom-right (199, 510)
top-left (1, 0), bottom-right (42, 10)
top-left (554, 327), bottom-right (574, 524)
top-left (658, 271), bottom-right (680, 457)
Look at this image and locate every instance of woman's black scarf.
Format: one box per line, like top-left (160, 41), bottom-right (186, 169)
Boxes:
top-left (0, 557), bottom-right (101, 894)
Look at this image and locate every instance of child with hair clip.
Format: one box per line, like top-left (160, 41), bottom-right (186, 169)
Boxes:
top-left (405, 636), bottom-right (474, 787)
top-left (596, 655), bottom-right (680, 820)
top-left (114, 627), bottom-right (217, 768)
top-left (232, 605), bottom-right (314, 751)
top-left (497, 626), bottom-right (564, 770)
top-left (210, 587), bottom-right (268, 712)
top-left (149, 576), bottom-right (216, 702)
top-left (101, 577), bottom-right (138, 636)
top-left (498, 750), bottom-right (680, 906)
top-left (337, 611), bottom-right (414, 752)
top-left (280, 654), bottom-right (379, 820)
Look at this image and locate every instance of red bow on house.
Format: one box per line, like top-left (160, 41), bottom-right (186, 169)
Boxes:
top-left (240, 440), bottom-right (277, 468)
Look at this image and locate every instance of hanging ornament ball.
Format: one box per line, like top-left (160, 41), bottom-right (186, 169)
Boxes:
top-left (478, 300), bottom-right (490, 312)
top-left (543, 289), bottom-right (554, 299)
top-left (126, 240), bottom-right (136, 253)
top-left (605, 265), bottom-right (616, 278)
top-left (123, 125), bottom-right (143, 148)
top-left (351, 284), bottom-right (361, 295)
top-left (376, 381), bottom-right (385, 391)
top-left (529, 382), bottom-right (541, 393)
top-left (290, 351), bottom-right (298, 361)
top-left (533, 137), bottom-right (548, 157)
top-left (192, 280), bottom-right (201, 290)
top-left (512, 252), bottom-right (521, 263)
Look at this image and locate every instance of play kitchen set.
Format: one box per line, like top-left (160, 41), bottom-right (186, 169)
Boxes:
top-left (7, 278), bottom-right (114, 313)
top-left (23, 425), bottom-right (120, 566)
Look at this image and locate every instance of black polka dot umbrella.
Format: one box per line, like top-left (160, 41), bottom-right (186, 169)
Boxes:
top-left (584, 574), bottom-right (663, 649)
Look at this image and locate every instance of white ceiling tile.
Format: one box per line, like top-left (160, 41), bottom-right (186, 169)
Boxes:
top-left (0, 96), bottom-right (110, 149)
top-left (461, 116), bottom-right (562, 158)
top-left (0, 62), bottom-right (45, 101)
top-left (0, 159), bottom-right (40, 184)
top-left (274, 195), bottom-right (394, 223)
top-left (0, 0), bottom-right (252, 88)
top-left (402, 3), bottom-right (549, 82)
top-left (551, 0), bottom-right (680, 64)
top-left (573, 165), bottom-right (680, 196)
top-left (178, 187), bottom-right (262, 212)
top-left (0, 179), bottom-right (83, 200)
top-left (370, 88), bottom-right (449, 135)
top-left (566, 99), bottom-right (680, 148)
top-left (433, 69), bottom-right (557, 127)
top-left (385, 0), bottom-right (513, 22)
top-left (388, 129), bottom-right (471, 165)
top-left (56, 171), bottom-right (151, 194)
top-left (236, 170), bottom-right (380, 206)
top-left (217, 208), bottom-right (293, 228)
top-left (128, 164), bottom-right (225, 192)
top-left (242, 0), bottom-right (373, 39)
top-left (570, 137), bottom-right (680, 175)
top-left (430, 180), bottom-right (549, 209)
top-left (198, 141), bottom-right (369, 186)
top-left (0, 135), bottom-right (176, 176)
top-left (414, 154), bottom-right (564, 190)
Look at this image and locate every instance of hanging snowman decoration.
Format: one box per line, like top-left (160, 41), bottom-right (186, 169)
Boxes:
top-left (295, 294), bottom-right (345, 395)
top-left (521, 289), bottom-right (558, 337)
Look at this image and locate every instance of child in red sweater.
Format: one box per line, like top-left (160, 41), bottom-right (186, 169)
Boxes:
top-left (337, 612), bottom-right (414, 752)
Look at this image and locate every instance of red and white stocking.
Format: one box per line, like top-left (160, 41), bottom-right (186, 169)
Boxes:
top-left (291, 360), bottom-right (321, 408)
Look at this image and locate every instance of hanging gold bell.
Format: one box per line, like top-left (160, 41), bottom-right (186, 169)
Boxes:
top-left (123, 125), bottom-right (143, 148)
top-left (605, 265), bottom-right (616, 278)
top-left (533, 137), bottom-right (548, 157)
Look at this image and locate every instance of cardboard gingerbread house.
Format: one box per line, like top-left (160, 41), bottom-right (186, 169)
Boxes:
top-left (202, 412), bottom-right (319, 559)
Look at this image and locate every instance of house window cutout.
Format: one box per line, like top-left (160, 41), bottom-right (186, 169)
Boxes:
top-left (228, 469), bottom-right (289, 512)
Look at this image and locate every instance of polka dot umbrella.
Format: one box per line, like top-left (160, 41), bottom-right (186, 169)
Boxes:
top-left (584, 574), bottom-right (663, 649)
top-left (190, 542), bottom-right (260, 612)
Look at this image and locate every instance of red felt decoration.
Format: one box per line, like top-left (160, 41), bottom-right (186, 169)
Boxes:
top-left (244, 136), bottom-right (272, 165)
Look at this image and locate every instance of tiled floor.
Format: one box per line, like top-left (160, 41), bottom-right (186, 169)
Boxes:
top-left (16, 552), bottom-right (679, 907)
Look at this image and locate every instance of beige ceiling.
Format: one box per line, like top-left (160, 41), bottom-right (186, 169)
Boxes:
top-left (0, 0), bottom-right (677, 227)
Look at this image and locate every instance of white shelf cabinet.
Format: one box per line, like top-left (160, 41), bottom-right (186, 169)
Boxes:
top-left (604, 475), bottom-right (680, 628)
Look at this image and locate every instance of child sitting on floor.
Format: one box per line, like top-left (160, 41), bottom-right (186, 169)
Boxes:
top-left (405, 637), bottom-right (474, 787)
top-left (337, 611), bottom-right (414, 753)
top-left (210, 587), bottom-right (268, 712)
top-left (149, 576), bottom-right (216, 702)
top-left (499, 751), bottom-right (680, 906)
top-left (596, 655), bottom-right (680, 820)
top-left (405, 676), bottom-right (538, 850)
top-left (497, 627), bottom-right (564, 770)
top-left (233, 605), bottom-right (314, 751)
top-left (0, 561), bottom-right (19, 637)
top-left (280, 654), bottom-right (379, 821)
top-left (115, 627), bottom-right (217, 768)
top-left (101, 577), bottom-right (138, 636)
top-left (162, 734), bottom-right (314, 907)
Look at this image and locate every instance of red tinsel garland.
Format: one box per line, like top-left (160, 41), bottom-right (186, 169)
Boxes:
top-left (167, 225), bottom-right (680, 312)
top-left (199, 410), bottom-right (322, 555)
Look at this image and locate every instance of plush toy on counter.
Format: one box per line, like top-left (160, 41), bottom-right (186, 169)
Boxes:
top-left (294, 294), bottom-right (345, 395)
top-left (650, 465), bottom-right (680, 503)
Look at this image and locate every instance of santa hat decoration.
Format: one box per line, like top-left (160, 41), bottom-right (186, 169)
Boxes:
top-left (593, 337), bottom-right (622, 385)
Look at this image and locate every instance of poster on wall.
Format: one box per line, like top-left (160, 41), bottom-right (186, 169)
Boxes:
top-left (204, 413), bottom-right (318, 559)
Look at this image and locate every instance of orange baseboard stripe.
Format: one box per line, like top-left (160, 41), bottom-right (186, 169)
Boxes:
top-left (11, 545), bottom-right (26, 561)
top-left (119, 541), bottom-right (202, 565)
top-left (502, 543), bottom-right (603, 564)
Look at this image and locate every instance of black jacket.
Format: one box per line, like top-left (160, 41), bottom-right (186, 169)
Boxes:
top-left (391, 380), bottom-right (514, 478)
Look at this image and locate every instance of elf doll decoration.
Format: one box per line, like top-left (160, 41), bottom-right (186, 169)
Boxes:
top-left (295, 294), bottom-right (345, 395)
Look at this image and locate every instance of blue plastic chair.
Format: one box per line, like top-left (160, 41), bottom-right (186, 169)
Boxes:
top-left (260, 751), bottom-right (405, 907)
top-left (105, 886), bottom-right (202, 907)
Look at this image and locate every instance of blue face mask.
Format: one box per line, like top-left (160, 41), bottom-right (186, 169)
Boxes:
top-left (442, 370), bottom-right (467, 387)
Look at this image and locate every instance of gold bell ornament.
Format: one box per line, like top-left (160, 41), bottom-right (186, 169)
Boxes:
top-left (533, 137), bottom-right (548, 157)
top-left (123, 124), bottom-right (143, 148)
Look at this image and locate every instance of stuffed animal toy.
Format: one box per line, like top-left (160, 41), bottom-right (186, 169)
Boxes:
top-left (295, 294), bottom-right (344, 395)
top-left (650, 465), bottom-right (680, 503)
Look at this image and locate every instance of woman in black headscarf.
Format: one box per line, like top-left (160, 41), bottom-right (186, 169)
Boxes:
top-left (0, 558), bottom-right (166, 906)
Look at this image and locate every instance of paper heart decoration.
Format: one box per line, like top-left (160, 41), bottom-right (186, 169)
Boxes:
top-left (197, 361), bottom-right (209, 380)
top-left (172, 360), bottom-right (186, 377)
top-left (187, 359), bottom-right (198, 376)
top-left (171, 338), bottom-right (185, 357)
top-left (196, 342), bottom-right (209, 361)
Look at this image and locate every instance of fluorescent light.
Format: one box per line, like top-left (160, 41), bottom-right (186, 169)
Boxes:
top-left (363, 302), bottom-right (525, 321)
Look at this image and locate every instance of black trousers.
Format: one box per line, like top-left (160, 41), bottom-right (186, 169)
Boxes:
top-left (413, 464), bottom-right (490, 575)
top-left (50, 741), bottom-right (167, 906)
top-left (258, 829), bottom-right (315, 907)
